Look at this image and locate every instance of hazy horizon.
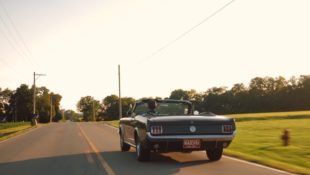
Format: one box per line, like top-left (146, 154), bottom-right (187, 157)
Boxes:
top-left (1, 0), bottom-right (309, 110)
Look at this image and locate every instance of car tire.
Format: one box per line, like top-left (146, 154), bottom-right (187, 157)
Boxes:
top-left (206, 148), bottom-right (223, 161)
top-left (135, 137), bottom-right (150, 161)
top-left (120, 132), bottom-right (130, 152)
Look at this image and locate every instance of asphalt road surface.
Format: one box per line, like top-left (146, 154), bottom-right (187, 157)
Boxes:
top-left (0, 122), bottom-right (295, 175)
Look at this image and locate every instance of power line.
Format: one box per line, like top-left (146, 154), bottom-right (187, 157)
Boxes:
top-left (0, 15), bottom-right (34, 70)
top-left (0, 0), bottom-right (34, 58)
top-left (0, 58), bottom-right (20, 75)
top-left (0, 57), bottom-right (26, 81)
top-left (0, 0), bottom-right (36, 69)
top-left (0, 23), bottom-right (28, 61)
top-left (138, 0), bottom-right (236, 63)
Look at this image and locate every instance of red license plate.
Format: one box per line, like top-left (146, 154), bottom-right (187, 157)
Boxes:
top-left (183, 139), bottom-right (201, 149)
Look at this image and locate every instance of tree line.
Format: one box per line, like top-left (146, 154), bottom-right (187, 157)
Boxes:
top-left (77, 75), bottom-right (310, 121)
top-left (76, 95), bottom-right (134, 121)
top-left (171, 75), bottom-right (310, 114)
top-left (0, 84), bottom-right (63, 123)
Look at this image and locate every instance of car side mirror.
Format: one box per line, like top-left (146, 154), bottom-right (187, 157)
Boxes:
top-left (193, 110), bottom-right (199, 115)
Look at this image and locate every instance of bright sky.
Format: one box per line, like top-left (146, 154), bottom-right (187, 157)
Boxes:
top-left (0, 0), bottom-right (309, 110)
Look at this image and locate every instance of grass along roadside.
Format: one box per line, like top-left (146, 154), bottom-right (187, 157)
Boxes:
top-left (0, 122), bottom-right (36, 142)
top-left (226, 110), bottom-right (310, 122)
top-left (225, 118), bottom-right (310, 175)
top-left (0, 122), bottom-right (31, 130)
top-left (101, 120), bottom-right (120, 128)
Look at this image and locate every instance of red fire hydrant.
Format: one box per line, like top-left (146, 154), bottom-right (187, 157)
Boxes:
top-left (281, 129), bottom-right (290, 146)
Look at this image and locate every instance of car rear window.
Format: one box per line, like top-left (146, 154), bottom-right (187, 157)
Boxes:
top-left (134, 101), bottom-right (190, 116)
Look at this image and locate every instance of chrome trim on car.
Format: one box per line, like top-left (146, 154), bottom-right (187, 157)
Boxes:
top-left (146, 131), bottom-right (236, 141)
top-left (124, 140), bottom-right (136, 147)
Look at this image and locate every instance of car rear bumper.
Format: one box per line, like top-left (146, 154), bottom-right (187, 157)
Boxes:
top-left (146, 131), bottom-right (236, 142)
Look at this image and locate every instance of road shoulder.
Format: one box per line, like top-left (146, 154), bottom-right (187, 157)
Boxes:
top-left (0, 124), bottom-right (43, 143)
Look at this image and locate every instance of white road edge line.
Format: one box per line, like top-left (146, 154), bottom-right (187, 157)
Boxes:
top-left (104, 124), bottom-right (118, 131)
top-left (0, 124), bottom-right (43, 144)
top-left (105, 123), bottom-right (298, 175)
top-left (223, 156), bottom-right (298, 175)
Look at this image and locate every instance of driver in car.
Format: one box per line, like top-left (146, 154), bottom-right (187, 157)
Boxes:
top-left (147, 99), bottom-right (157, 115)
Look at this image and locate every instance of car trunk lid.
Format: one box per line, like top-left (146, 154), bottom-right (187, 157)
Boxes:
top-left (148, 115), bottom-right (235, 135)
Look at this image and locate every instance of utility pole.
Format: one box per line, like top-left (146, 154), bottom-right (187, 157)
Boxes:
top-left (62, 109), bottom-right (65, 121)
top-left (92, 100), bottom-right (95, 121)
top-left (33, 72), bottom-right (35, 115)
top-left (14, 100), bottom-right (17, 122)
top-left (33, 72), bottom-right (46, 115)
top-left (118, 65), bottom-right (122, 119)
top-left (50, 95), bottom-right (53, 123)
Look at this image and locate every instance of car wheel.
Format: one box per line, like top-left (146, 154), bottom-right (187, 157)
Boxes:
top-left (135, 137), bottom-right (150, 161)
top-left (120, 132), bottom-right (130, 152)
top-left (206, 148), bottom-right (223, 161)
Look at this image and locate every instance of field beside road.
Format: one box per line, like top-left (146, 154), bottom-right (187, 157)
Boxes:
top-left (103, 111), bottom-right (310, 175)
top-left (225, 118), bottom-right (310, 175)
top-left (102, 120), bottom-right (119, 128)
top-left (0, 122), bottom-right (33, 142)
top-left (226, 110), bottom-right (310, 121)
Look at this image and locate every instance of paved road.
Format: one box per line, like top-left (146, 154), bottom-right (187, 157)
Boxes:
top-left (0, 122), bottom-right (295, 175)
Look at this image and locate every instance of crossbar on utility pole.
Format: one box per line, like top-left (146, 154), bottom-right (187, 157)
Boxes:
top-left (118, 65), bottom-right (122, 119)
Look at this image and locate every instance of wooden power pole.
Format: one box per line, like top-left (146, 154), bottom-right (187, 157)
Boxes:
top-left (118, 65), bottom-right (122, 119)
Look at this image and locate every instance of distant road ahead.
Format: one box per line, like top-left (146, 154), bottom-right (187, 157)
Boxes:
top-left (0, 122), bottom-right (294, 175)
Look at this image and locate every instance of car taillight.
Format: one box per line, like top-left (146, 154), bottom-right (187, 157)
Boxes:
top-left (222, 125), bottom-right (233, 133)
top-left (151, 126), bottom-right (163, 135)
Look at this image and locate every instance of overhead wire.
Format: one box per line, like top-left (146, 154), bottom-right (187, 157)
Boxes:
top-left (0, 21), bottom-right (26, 60)
top-left (0, 15), bottom-right (32, 68)
top-left (138, 0), bottom-right (236, 64)
top-left (0, 57), bottom-right (27, 86)
top-left (0, 0), bottom-right (34, 58)
top-left (0, 0), bottom-right (36, 70)
top-left (0, 58), bottom-right (20, 75)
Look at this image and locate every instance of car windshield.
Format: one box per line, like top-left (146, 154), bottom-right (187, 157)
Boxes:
top-left (134, 101), bottom-right (191, 116)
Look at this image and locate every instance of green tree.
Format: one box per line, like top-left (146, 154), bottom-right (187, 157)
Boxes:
top-left (77, 96), bottom-right (100, 121)
top-left (9, 84), bottom-right (33, 121)
top-left (231, 83), bottom-right (247, 95)
top-left (0, 88), bottom-right (13, 121)
top-left (102, 95), bottom-right (119, 120)
top-left (51, 93), bottom-right (62, 122)
top-left (2, 84), bottom-right (63, 123)
top-left (170, 89), bottom-right (198, 100)
top-left (36, 87), bottom-right (51, 122)
top-left (170, 89), bottom-right (190, 100)
top-left (102, 95), bottom-right (135, 120)
top-left (64, 110), bottom-right (80, 121)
